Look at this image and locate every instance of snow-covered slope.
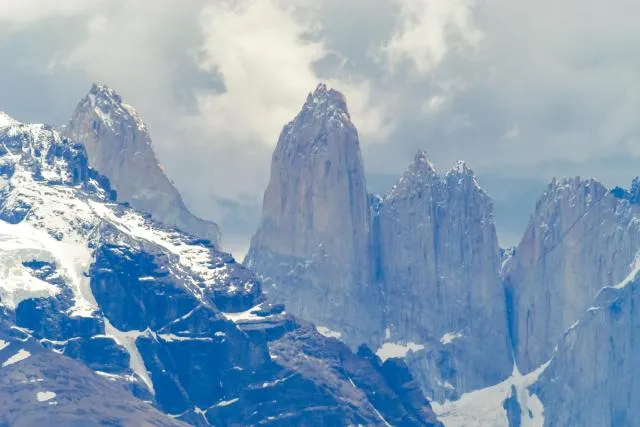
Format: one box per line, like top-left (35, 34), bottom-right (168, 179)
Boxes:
top-left (0, 112), bottom-right (441, 426)
top-left (65, 83), bottom-right (221, 247)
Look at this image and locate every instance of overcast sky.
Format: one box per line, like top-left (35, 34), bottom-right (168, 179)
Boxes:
top-left (1, 0), bottom-right (639, 250)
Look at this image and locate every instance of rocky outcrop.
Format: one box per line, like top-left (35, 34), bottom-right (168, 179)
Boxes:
top-left (504, 177), bottom-right (640, 373)
top-left (245, 84), bottom-right (379, 346)
top-left (65, 84), bottom-right (220, 247)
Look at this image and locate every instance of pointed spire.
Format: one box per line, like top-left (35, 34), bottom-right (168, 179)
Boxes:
top-left (446, 160), bottom-right (474, 177)
top-left (302, 83), bottom-right (350, 120)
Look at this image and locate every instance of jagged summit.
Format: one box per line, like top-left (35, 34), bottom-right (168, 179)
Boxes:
top-left (66, 84), bottom-right (221, 246)
top-left (303, 83), bottom-right (350, 117)
top-left (386, 152), bottom-right (487, 200)
top-left (385, 150), bottom-right (439, 199)
top-left (89, 82), bottom-right (122, 103)
top-left (447, 160), bottom-right (472, 176)
top-left (413, 149), bottom-right (437, 170)
top-left (81, 83), bottom-right (146, 134)
top-left (281, 84), bottom-right (353, 143)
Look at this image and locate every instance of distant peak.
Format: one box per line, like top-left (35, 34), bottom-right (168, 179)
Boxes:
top-left (411, 150), bottom-right (437, 172)
top-left (89, 83), bottom-right (123, 104)
top-left (385, 150), bottom-right (438, 200)
top-left (446, 160), bottom-right (472, 176)
top-left (81, 83), bottom-right (146, 133)
top-left (302, 83), bottom-right (350, 119)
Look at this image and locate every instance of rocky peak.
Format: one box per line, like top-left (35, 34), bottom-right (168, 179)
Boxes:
top-left (66, 84), bottom-right (220, 247)
top-left (506, 175), bottom-right (640, 373)
top-left (80, 83), bottom-right (146, 136)
top-left (303, 83), bottom-right (350, 118)
top-left (385, 150), bottom-right (439, 200)
top-left (378, 153), bottom-right (511, 399)
top-left (281, 84), bottom-right (354, 152)
top-left (245, 84), bottom-right (377, 346)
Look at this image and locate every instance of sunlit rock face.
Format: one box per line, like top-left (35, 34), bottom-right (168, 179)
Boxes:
top-left (66, 83), bottom-right (221, 247)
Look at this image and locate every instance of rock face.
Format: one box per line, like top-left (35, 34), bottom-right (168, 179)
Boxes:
top-left (533, 273), bottom-right (640, 427)
top-left (65, 83), bottom-right (221, 247)
top-left (0, 318), bottom-right (186, 427)
top-left (0, 113), bottom-right (441, 426)
top-left (246, 85), bottom-right (513, 401)
top-left (378, 154), bottom-right (512, 399)
top-left (245, 84), bottom-right (379, 345)
top-left (504, 177), bottom-right (640, 373)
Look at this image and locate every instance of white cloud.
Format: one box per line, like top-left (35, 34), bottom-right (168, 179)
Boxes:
top-left (381, 0), bottom-right (482, 75)
top-left (191, 0), bottom-right (387, 148)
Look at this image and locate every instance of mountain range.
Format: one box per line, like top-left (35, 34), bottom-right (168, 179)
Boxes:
top-left (246, 84), bottom-right (640, 426)
top-left (0, 87), bottom-right (441, 426)
top-left (1, 80), bottom-right (639, 426)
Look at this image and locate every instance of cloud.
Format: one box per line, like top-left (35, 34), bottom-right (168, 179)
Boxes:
top-left (381, 0), bottom-right (482, 75)
top-left (0, 0), bottom-right (103, 27)
top-left (190, 0), bottom-right (387, 149)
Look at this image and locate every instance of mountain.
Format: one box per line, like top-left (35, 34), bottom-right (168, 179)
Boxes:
top-left (65, 84), bottom-right (221, 247)
top-left (246, 85), bottom-right (513, 402)
top-left (245, 83), bottom-right (380, 346)
top-left (0, 113), bottom-right (441, 425)
top-left (504, 177), bottom-right (640, 373)
top-left (0, 316), bottom-right (186, 427)
top-left (435, 176), bottom-right (640, 426)
top-left (377, 154), bottom-right (512, 400)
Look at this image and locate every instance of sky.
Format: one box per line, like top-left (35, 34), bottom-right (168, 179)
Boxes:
top-left (1, 0), bottom-right (639, 252)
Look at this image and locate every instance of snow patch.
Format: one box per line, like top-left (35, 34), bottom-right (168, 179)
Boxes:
top-left (433, 361), bottom-right (550, 427)
top-left (440, 331), bottom-right (464, 345)
top-left (36, 391), bottom-right (56, 402)
top-left (2, 349), bottom-right (31, 367)
top-left (221, 304), bottom-right (271, 323)
top-left (215, 397), bottom-right (239, 407)
top-left (0, 339), bottom-right (9, 351)
top-left (104, 318), bottom-right (154, 394)
top-left (316, 326), bottom-right (342, 339)
top-left (376, 342), bottom-right (425, 362)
